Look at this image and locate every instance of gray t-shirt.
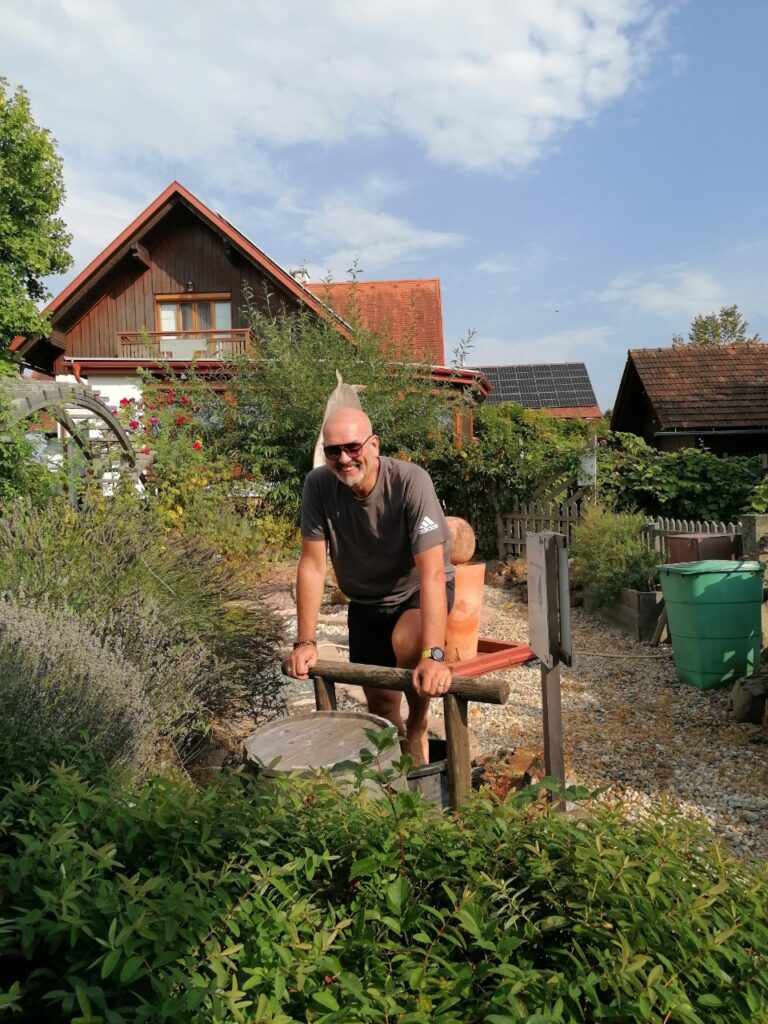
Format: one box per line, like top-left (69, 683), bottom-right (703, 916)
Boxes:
top-left (300, 456), bottom-right (455, 608)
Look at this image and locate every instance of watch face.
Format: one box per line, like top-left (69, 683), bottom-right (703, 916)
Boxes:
top-left (430, 647), bottom-right (446, 662)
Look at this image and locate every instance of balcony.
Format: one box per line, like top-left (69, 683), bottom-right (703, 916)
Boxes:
top-left (119, 329), bottom-right (253, 361)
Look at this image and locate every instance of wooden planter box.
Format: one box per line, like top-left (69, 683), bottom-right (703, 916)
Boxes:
top-left (598, 587), bottom-right (664, 643)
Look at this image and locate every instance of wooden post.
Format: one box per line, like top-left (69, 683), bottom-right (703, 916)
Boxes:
top-left (541, 662), bottom-right (565, 785)
top-left (313, 675), bottom-right (337, 712)
top-left (527, 532), bottom-right (567, 804)
top-left (444, 694), bottom-right (471, 809)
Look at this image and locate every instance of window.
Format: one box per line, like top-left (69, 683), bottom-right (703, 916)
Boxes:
top-left (156, 294), bottom-right (232, 358)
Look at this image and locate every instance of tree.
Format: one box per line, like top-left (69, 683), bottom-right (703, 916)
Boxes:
top-left (672, 304), bottom-right (762, 347)
top-left (218, 297), bottom-right (462, 517)
top-left (0, 78), bottom-right (72, 355)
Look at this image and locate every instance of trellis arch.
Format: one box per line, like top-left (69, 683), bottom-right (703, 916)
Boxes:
top-left (1, 378), bottom-right (142, 483)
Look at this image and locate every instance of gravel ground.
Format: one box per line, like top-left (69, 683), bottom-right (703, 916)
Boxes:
top-left (472, 587), bottom-right (768, 863)
top-left (301, 586), bottom-right (768, 863)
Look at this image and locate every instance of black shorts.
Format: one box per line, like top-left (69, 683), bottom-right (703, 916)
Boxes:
top-left (348, 579), bottom-right (455, 668)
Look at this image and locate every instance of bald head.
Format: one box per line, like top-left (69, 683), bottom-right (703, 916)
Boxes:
top-left (323, 407), bottom-right (373, 443)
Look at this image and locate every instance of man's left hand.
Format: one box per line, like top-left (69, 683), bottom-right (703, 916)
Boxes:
top-left (412, 658), bottom-right (453, 697)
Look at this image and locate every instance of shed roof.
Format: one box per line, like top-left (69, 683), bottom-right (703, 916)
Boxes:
top-left (614, 345), bottom-right (768, 430)
top-left (308, 279), bottom-right (444, 364)
top-left (472, 362), bottom-right (601, 417)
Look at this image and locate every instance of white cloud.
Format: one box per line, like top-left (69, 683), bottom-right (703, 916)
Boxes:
top-left (302, 201), bottom-right (462, 279)
top-left (472, 325), bottom-right (613, 365)
top-left (475, 258), bottom-right (520, 275)
top-left (2, 0), bottom-right (661, 176)
top-left (58, 167), bottom-right (157, 274)
top-left (596, 268), bottom-right (730, 319)
top-left (3, 1), bottom-right (669, 289)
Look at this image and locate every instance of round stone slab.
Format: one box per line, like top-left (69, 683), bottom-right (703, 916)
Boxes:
top-left (243, 710), bottom-right (398, 776)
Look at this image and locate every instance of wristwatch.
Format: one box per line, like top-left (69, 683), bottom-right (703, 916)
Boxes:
top-left (422, 646), bottom-right (446, 662)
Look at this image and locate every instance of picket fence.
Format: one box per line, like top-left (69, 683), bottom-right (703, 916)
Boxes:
top-left (495, 500), bottom-right (741, 561)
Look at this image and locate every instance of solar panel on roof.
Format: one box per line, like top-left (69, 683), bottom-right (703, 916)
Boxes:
top-left (475, 362), bottom-right (598, 408)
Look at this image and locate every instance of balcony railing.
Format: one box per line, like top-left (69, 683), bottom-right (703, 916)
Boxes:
top-left (119, 329), bottom-right (253, 361)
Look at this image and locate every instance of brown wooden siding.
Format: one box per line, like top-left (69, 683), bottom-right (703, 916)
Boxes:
top-left (61, 206), bottom-right (305, 358)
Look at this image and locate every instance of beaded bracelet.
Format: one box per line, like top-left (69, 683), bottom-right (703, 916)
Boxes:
top-left (292, 638), bottom-right (318, 650)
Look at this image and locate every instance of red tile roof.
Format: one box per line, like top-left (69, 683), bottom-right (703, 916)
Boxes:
top-left (625, 345), bottom-right (768, 429)
top-left (546, 405), bottom-right (603, 420)
top-left (308, 279), bottom-right (445, 364)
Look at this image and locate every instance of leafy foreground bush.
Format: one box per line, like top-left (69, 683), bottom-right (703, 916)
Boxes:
top-left (571, 503), bottom-right (660, 610)
top-left (1, 754), bottom-right (766, 1023)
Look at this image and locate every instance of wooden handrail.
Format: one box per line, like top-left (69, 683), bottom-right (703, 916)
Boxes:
top-left (280, 658), bottom-right (509, 808)
top-left (307, 659), bottom-right (509, 704)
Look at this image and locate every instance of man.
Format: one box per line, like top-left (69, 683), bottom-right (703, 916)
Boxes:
top-left (285, 407), bottom-right (455, 764)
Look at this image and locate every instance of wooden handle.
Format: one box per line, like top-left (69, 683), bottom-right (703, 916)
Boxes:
top-left (297, 659), bottom-right (509, 704)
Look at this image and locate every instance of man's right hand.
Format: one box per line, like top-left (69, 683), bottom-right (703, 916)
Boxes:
top-left (285, 644), bottom-right (319, 680)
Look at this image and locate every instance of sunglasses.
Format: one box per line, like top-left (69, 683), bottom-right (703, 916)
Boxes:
top-left (323, 434), bottom-right (373, 461)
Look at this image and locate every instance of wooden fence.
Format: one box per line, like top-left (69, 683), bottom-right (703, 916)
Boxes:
top-left (495, 503), bottom-right (740, 561)
top-left (496, 497), bottom-right (583, 559)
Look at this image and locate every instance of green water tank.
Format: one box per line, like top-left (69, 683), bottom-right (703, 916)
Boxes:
top-left (658, 560), bottom-right (764, 690)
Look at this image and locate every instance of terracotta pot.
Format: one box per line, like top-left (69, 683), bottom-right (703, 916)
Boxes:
top-left (445, 562), bottom-right (486, 662)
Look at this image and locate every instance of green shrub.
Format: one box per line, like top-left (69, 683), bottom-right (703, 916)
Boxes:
top-left (0, 755), bottom-right (766, 1023)
top-left (0, 377), bottom-right (59, 506)
top-left (428, 404), bottom-right (594, 557)
top-left (0, 493), bottom-right (286, 767)
top-left (571, 503), bottom-right (660, 610)
top-left (0, 597), bottom-right (154, 778)
top-left (597, 433), bottom-right (760, 521)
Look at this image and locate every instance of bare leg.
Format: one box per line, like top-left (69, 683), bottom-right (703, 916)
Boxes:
top-left (363, 686), bottom-right (405, 739)
top-left (392, 608), bottom-right (430, 765)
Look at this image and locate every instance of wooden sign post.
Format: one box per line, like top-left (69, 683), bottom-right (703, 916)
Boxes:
top-left (527, 532), bottom-right (571, 801)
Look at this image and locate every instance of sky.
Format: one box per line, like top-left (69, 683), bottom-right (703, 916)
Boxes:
top-left (3, 0), bottom-right (767, 410)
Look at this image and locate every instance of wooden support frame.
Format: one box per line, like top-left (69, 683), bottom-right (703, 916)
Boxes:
top-left (292, 659), bottom-right (510, 810)
top-left (526, 531), bottom-right (568, 806)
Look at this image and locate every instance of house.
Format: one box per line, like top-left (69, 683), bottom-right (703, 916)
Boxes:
top-left (471, 362), bottom-right (602, 419)
top-left (11, 181), bottom-right (347, 407)
top-left (611, 345), bottom-right (768, 455)
top-left (12, 183), bottom-right (489, 420)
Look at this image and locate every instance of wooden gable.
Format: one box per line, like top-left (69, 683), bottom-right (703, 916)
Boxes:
top-left (13, 183), bottom-right (344, 374)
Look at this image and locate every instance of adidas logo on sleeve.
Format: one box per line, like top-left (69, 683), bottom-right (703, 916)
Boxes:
top-left (418, 515), bottom-right (439, 535)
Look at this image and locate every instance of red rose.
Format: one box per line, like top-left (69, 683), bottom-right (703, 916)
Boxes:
top-left (176, 415), bottom-right (186, 426)
top-left (140, 446), bottom-right (151, 455)
top-left (119, 397), bottom-right (132, 406)
top-left (149, 416), bottom-right (159, 424)
top-left (181, 395), bottom-right (190, 405)
top-left (129, 419), bottom-right (140, 429)
top-left (192, 442), bottom-right (202, 451)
